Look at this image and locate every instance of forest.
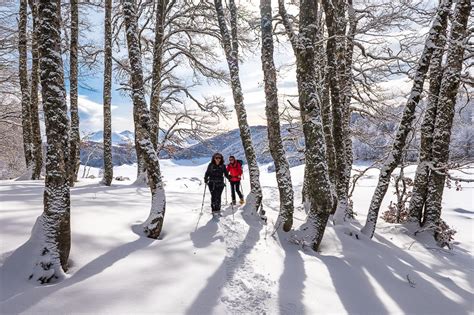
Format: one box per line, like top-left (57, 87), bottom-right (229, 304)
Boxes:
top-left (0, 0), bottom-right (472, 313)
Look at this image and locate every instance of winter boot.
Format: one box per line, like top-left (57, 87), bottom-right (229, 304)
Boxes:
top-left (239, 198), bottom-right (244, 205)
top-left (232, 200), bottom-right (236, 206)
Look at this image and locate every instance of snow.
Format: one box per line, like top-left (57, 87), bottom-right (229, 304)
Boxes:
top-left (0, 161), bottom-right (473, 314)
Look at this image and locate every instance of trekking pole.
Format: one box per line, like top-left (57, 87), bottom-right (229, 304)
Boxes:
top-left (225, 181), bottom-right (228, 205)
top-left (195, 184), bottom-right (207, 231)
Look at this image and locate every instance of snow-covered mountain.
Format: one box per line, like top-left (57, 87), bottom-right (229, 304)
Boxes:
top-left (86, 130), bottom-right (135, 145)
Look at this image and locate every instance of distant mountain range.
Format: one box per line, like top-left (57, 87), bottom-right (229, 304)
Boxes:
top-left (86, 130), bottom-right (135, 145)
top-left (80, 126), bottom-right (304, 170)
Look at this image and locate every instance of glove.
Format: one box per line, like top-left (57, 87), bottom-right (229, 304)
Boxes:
top-left (204, 178), bottom-right (209, 184)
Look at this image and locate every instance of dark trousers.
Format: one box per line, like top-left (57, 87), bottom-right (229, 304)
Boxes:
top-left (208, 181), bottom-right (225, 212)
top-left (230, 181), bottom-right (243, 202)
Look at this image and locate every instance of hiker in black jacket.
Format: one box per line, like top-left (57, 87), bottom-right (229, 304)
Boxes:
top-left (204, 152), bottom-right (230, 214)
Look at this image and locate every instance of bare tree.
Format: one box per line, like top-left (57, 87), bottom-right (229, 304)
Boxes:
top-left (260, 0), bottom-right (294, 231)
top-left (423, 0), bottom-right (471, 236)
top-left (279, 0), bottom-right (333, 250)
top-left (29, 0), bottom-right (43, 180)
top-left (213, 0), bottom-right (263, 215)
top-left (67, 0), bottom-right (80, 187)
top-left (18, 0), bottom-right (33, 177)
top-left (30, 0), bottom-right (71, 283)
top-left (102, 0), bottom-right (113, 186)
top-left (361, 0), bottom-right (453, 238)
top-left (122, 0), bottom-right (166, 238)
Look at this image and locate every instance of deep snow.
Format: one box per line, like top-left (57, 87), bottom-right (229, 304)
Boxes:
top-left (0, 160), bottom-right (472, 314)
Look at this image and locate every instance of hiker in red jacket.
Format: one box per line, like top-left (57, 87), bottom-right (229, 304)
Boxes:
top-left (226, 155), bottom-right (244, 205)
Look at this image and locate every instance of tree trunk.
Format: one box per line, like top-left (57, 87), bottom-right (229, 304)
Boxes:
top-left (30, 0), bottom-right (71, 283)
top-left (19, 0), bottom-right (33, 176)
top-left (214, 0), bottom-right (263, 214)
top-left (68, 0), bottom-right (80, 187)
top-left (122, 0), bottom-right (166, 238)
top-left (279, 0), bottom-right (333, 250)
top-left (29, 0), bottom-right (43, 180)
top-left (260, 0), bottom-right (294, 231)
top-left (322, 0), bottom-right (350, 223)
top-left (361, 0), bottom-right (453, 238)
top-left (423, 0), bottom-right (471, 233)
top-left (150, 0), bottom-right (166, 150)
top-left (102, 0), bottom-right (113, 186)
top-left (407, 9), bottom-right (449, 224)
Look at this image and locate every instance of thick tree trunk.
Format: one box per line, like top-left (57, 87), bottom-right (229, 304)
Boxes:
top-left (29, 0), bottom-right (43, 180)
top-left (214, 0), bottom-right (263, 214)
top-left (423, 0), bottom-right (471, 233)
top-left (122, 0), bottom-right (166, 238)
top-left (279, 0), bottom-right (333, 250)
top-left (322, 0), bottom-right (351, 222)
top-left (30, 0), bottom-right (71, 283)
top-left (260, 0), bottom-right (294, 231)
top-left (150, 0), bottom-right (166, 150)
top-left (102, 0), bottom-right (113, 186)
top-left (19, 0), bottom-right (33, 175)
top-left (407, 11), bottom-right (449, 224)
top-left (361, 0), bottom-right (453, 238)
top-left (68, 0), bottom-right (80, 187)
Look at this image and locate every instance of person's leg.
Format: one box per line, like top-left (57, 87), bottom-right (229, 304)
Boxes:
top-left (230, 181), bottom-right (237, 204)
top-left (215, 184), bottom-right (225, 212)
top-left (236, 181), bottom-right (244, 199)
top-left (209, 183), bottom-right (217, 212)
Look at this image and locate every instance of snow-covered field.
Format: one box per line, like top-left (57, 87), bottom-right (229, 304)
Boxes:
top-left (0, 160), bottom-right (473, 314)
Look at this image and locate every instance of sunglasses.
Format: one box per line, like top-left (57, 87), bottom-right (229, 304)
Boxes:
top-left (215, 157), bottom-right (222, 160)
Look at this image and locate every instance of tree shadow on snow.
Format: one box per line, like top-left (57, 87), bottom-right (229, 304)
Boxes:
top-left (0, 231), bottom-right (154, 314)
top-left (316, 224), bottom-right (472, 315)
top-left (276, 231), bottom-right (307, 315)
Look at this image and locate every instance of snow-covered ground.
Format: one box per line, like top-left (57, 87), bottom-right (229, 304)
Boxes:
top-left (0, 160), bottom-right (472, 314)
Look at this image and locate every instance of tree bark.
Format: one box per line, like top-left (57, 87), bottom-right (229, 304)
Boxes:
top-left (30, 0), bottom-right (71, 283)
top-left (279, 0), bottom-right (333, 250)
top-left (322, 0), bottom-right (351, 222)
top-left (260, 0), bottom-right (294, 231)
top-left (19, 0), bottom-right (33, 175)
top-left (102, 0), bottom-right (113, 186)
top-left (423, 0), bottom-right (471, 232)
top-left (407, 8), bottom-right (449, 224)
top-left (122, 0), bottom-right (166, 238)
top-left (214, 0), bottom-right (263, 214)
top-left (29, 0), bottom-right (43, 180)
top-left (361, 0), bottom-right (453, 238)
top-left (68, 0), bottom-right (80, 186)
top-left (150, 0), bottom-right (166, 150)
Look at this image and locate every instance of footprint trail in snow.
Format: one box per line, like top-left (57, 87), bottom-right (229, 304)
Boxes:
top-left (217, 208), bottom-right (275, 314)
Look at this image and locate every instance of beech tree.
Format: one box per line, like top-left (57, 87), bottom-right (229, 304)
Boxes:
top-left (361, 0), bottom-right (453, 238)
top-left (18, 0), bottom-right (33, 178)
top-left (122, 0), bottom-right (166, 238)
top-left (213, 0), bottom-right (263, 214)
top-left (29, 0), bottom-right (43, 180)
top-left (260, 0), bottom-right (294, 231)
top-left (422, 0), bottom-right (471, 236)
top-left (68, 0), bottom-right (80, 187)
top-left (279, 0), bottom-right (333, 250)
top-left (102, 0), bottom-right (113, 186)
top-left (30, 0), bottom-right (71, 283)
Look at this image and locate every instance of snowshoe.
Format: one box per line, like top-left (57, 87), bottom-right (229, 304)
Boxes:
top-left (212, 211), bottom-right (221, 220)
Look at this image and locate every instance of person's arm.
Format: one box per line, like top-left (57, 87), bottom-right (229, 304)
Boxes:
top-left (223, 165), bottom-right (230, 181)
top-left (204, 164), bottom-right (211, 183)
